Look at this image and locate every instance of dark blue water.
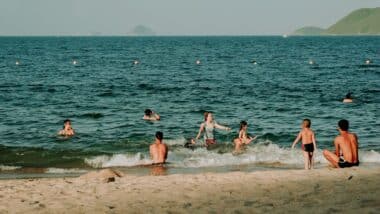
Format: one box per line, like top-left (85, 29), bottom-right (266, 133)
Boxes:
top-left (0, 36), bottom-right (379, 173)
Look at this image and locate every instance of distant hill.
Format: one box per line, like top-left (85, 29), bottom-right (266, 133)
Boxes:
top-left (326, 8), bottom-right (380, 35)
top-left (130, 25), bottom-right (155, 36)
top-left (292, 26), bottom-right (326, 35)
top-left (292, 7), bottom-right (380, 35)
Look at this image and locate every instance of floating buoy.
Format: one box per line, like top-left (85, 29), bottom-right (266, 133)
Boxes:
top-left (309, 60), bottom-right (315, 65)
top-left (133, 60), bottom-right (139, 65)
top-left (15, 61), bottom-right (20, 65)
top-left (196, 60), bottom-right (201, 65)
top-left (251, 60), bottom-right (257, 65)
top-left (72, 60), bottom-right (77, 65)
top-left (365, 59), bottom-right (371, 65)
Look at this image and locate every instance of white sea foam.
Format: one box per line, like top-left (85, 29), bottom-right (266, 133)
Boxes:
top-left (45, 168), bottom-right (88, 174)
top-left (83, 140), bottom-right (380, 168)
top-left (0, 165), bottom-right (21, 171)
top-left (84, 153), bottom-right (151, 168)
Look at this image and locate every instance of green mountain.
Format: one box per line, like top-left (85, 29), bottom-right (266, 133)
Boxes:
top-left (292, 26), bottom-right (326, 35)
top-left (326, 7), bottom-right (380, 35)
top-left (292, 7), bottom-right (380, 35)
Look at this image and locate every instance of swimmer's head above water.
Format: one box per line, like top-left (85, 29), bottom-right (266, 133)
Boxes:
top-left (145, 109), bottom-right (153, 116)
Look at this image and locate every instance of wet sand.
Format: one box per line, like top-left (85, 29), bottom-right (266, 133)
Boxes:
top-left (0, 166), bottom-right (379, 213)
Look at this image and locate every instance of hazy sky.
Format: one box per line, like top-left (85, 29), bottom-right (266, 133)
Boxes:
top-left (0, 0), bottom-right (379, 35)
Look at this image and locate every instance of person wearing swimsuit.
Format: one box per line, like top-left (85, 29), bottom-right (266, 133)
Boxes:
top-left (192, 112), bottom-right (231, 147)
top-left (323, 119), bottom-right (359, 168)
top-left (291, 119), bottom-right (317, 170)
top-left (233, 121), bottom-right (257, 153)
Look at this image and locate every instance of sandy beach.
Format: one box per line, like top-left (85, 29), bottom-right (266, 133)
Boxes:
top-left (0, 166), bottom-right (379, 214)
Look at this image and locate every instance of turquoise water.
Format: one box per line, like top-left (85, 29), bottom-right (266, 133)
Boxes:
top-left (0, 36), bottom-right (379, 174)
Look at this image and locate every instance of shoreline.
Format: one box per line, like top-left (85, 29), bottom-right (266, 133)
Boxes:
top-left (0, 166), bottom-right (379, 213)
top-left (1, 162), bottom-right (379, 180)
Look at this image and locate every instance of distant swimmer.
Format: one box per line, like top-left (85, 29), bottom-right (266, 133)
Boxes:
top-left (196, 60), bottom-right (201, 65)
top-left (192, 112), bottom-right (231, 147)
top-left (133, 60), bottom-right (139, 65)
top-left (233, 121), bottom-right (257, 153)
top-left (323, 119), bottom-right (359, 168)
top-left (58, 119), bottom-right (75, 136)
top-left (291, 119), bottom-right (317, 170)
top-left (343, 92), bottom-right (353, 103)
top-left (143, 109), bottom-right (160, 121)
top-left (251, 60), bottom-right (257, 65)
top-left (150, 131), bottom-right (168, 164)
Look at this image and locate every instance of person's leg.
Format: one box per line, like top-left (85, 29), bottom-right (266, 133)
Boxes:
top-left (309, 152), bottom-right (314, 169)
top-left (323, 150), bottom-right (340, 168)
top-left (303, 151), bottom-right (309, 170)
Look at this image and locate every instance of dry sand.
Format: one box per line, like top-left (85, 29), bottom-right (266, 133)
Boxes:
top-left (0, 166), bottom-right (379, 214)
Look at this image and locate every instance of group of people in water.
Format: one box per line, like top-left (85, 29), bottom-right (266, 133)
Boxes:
top-left (58, 107), bottom-right (360, 170)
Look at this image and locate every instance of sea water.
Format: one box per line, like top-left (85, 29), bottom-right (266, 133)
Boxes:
top-left (0, 36), bottom-right (379, 176)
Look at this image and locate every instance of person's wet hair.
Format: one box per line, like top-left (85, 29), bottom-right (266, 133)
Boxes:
top-left (64, 119), bottom-right (71, 124)
top-left (338, 119), bottom-right (349, 131)
top-left (303, 119), bottom-right (311, 128)
top-left (156, 131), bottom-right (163, 140)
top-left (239, 121), bottom-right (248, 131)
top-left (345, 92), bottom-right (352, 99)
top-left (145, 109), bottom-right (152, 116)
top-left (204, 112), bottom-right (210, 121)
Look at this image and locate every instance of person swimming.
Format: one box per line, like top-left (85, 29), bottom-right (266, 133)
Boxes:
top-left (143, 109), bottom-right (160, 121)
top-left (58, 119), bottom-right (75, 136)
top-left (233, 121), bottom-right (257, 153)
top-left (192, 112), bottom-right (231, 147)
top-left (343, 92), bottom-right (353, 103)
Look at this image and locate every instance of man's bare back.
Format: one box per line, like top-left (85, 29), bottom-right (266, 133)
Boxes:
top-left (150, 132), bottom-right (168, 164)
top-left (150, 143), bottom-right (168, 164)
top-left (334, 132), bottom-right (358, 164)
top-left (323, 119), bottom-right (359, 168)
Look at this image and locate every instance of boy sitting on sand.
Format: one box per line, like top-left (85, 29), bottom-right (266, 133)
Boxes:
top-left (291, 119), bottom-right (317, 170)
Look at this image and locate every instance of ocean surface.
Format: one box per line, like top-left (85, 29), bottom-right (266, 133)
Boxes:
top-left (0, 36), bottom-right (379, 176)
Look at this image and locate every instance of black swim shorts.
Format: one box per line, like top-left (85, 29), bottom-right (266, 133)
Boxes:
top-left (303, 143), bottom-right (314, 152)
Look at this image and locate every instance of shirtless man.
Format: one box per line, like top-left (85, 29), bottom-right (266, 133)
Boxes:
top-left (323, 119), bottom-right (359, 168)
top-left (143, 109), bottom-right (160, 121)
top-left (149, 131), bottom-right (168, 164)
top-left (58, 119), bottom-right (75, 136)
top-left (291, 119), bottom-right (317, 170)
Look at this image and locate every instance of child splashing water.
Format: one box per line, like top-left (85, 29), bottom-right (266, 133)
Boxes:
top-left (291, 119), bottom-right (317, 170)
top-left (233, 121), bottom-right (257, 154)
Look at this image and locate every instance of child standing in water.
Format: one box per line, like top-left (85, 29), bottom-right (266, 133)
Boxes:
top-left (291, 119), bottom-right (317, 170)
top-left (233, 121), bottom-right (257, 153)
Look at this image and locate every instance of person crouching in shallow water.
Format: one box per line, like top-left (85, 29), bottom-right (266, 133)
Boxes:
top-left (323, 119), bottom-right (359, 168)
top-left (150, 131), bottom-right (168, 164)
top-left (291, 119), bottom-right (317, 170)
top-left (58, 119), bottom-right (75, 136)
top-left (143, 109), bottom-right (160, 121)
top-left (233, 121), bottom-right (257, 154)
top-left (192, 112), bottom-right (231, 148)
